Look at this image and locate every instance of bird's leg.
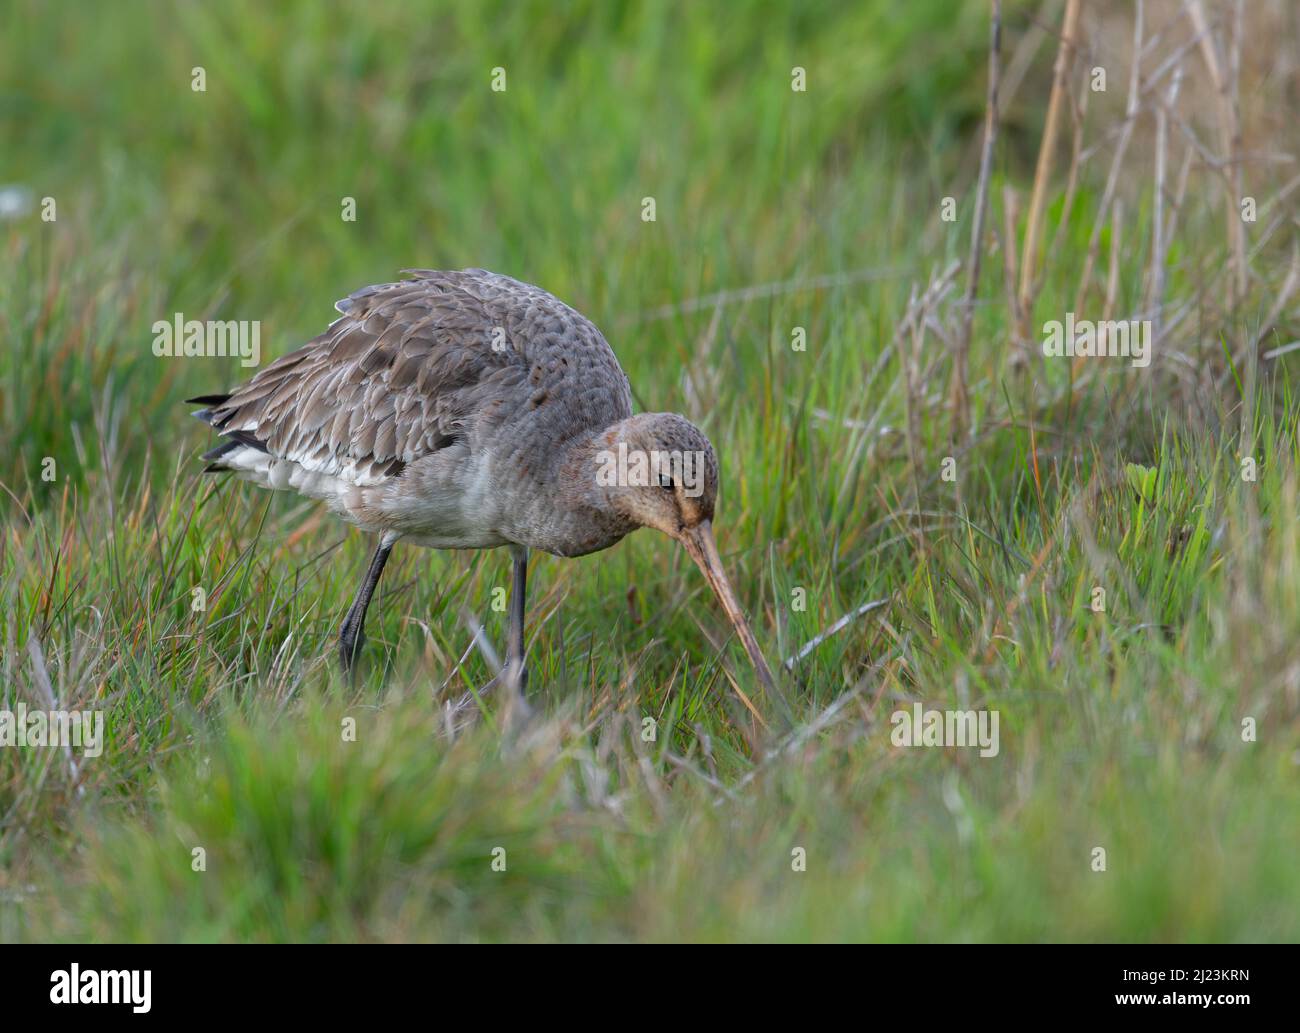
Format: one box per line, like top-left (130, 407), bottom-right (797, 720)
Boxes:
top-left (506, 545), bottom-right (529, 696)
top-left (338, 538), bottom-right (394, 674)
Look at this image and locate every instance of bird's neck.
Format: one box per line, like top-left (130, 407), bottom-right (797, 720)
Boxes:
top-left (503, 423), bottom-right (637, 557)
top-left (559, 422), bottom-right (627, 512)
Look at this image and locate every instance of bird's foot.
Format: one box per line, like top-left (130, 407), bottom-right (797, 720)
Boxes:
top-left (480, 660), bottom-right (528, 696)
top-left (500, 666), bottom-right (535, 732)
top-left (338, 625), bottom-right (366, 674)
top-left (509, 661), bottom-right (529, 696)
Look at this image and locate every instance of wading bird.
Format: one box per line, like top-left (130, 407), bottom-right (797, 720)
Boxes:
top-left (188, 268), bottom-right (777, 699)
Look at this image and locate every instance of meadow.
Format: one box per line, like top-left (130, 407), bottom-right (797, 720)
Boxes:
top-left (1, 0), bottom-right (1298, 942)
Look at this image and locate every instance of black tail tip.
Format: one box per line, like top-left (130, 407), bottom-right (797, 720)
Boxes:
top-left (187, 394), bottom-right (230, 425)
top-left (201, 439), bottom-right (241, 465)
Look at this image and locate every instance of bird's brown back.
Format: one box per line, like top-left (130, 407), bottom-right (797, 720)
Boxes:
top-left (196, 268), bottom-right (634, 487)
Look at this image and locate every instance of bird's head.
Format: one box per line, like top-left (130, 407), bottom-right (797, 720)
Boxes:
top-left (599, 412), bottom-right (717, 535)
top-left (595, 412), bottom-right (777, 695)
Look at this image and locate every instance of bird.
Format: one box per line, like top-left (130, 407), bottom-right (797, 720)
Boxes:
top-left (186, 268), bottom-right (778, 700)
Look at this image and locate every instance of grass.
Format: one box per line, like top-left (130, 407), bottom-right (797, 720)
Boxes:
top-left (1, 0), bottom-right (1299, 942)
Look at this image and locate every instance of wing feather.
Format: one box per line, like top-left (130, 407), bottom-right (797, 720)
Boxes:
top-left (187, 269), bottom-right (633, 484)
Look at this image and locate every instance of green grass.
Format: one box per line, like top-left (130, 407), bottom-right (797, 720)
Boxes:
top-left (2, 0), bottom-right (1299, 942)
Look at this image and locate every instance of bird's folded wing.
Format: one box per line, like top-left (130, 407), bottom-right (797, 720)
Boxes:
top-left (194, 270), bottom-right (541, 482)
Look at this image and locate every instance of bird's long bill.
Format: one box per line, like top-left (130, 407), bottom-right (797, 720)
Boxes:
top-left (678, 520), bottom-right (779, 695)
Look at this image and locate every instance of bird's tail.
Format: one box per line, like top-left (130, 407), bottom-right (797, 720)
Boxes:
top-left (186, 393), bottom-right (270, 472)
top-left (185, 393), bottom-right (230, 426)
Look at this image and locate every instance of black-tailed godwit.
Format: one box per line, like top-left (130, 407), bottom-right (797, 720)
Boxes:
top-left (188, 268), bottom-right (777, 698)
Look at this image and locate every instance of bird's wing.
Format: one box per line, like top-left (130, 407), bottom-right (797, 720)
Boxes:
top-left (189, 268), bottom-right (631, 484)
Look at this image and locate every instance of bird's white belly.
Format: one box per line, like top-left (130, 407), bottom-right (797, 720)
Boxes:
top-left (220, 441), bottom-right (512, 549)
top-left (222, 445), bottom-right (360, 500)
top-left (375, 461), bottom-right (506, 547)
top-left (358, 448), bottom-right (510, 549)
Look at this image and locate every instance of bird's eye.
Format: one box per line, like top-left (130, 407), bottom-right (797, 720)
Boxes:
top-left (658, 473), bottom-right (674, 490)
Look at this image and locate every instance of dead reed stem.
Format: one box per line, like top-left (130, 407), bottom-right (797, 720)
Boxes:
top-left (952, 0), bottom-right (1002, 443)
top-left (1150, 64), bottom-right (1185, 343)
top-left (1016, 0), bottom-right (1082, 346)
top-left (1074, 0), bottom-right (1144, 318)
top-left (1188, 0), bottom-right (1248, 308)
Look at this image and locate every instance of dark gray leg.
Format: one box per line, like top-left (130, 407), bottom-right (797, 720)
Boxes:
top-left (506, 546), bottom-right (528, 694)
top-left (339, 539), bottom-right (393, 673)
